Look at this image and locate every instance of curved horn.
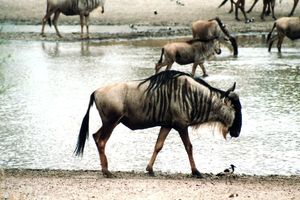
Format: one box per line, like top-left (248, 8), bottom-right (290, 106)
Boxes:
top-left (221, 82), bottom-right (236, 98)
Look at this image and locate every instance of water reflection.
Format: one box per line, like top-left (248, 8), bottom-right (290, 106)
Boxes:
top-left (0, 36), bottom-right (299, 175)
top-left (41, 41), bottom-right (98, 57)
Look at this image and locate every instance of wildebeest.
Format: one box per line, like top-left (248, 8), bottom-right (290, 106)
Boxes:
top-left (267, 17), bottom-right (300, 52)
top-left (219, 0), bottom-right (253, 23)
top-left (41, 0), bottom-right (105, 38)
top-left (74, 70), bottom-right (242, 178)
top-left (247, 0), bottom-right (299, 18)
top-left (192, 17), bottom-right (238, 56)
top-left (155, 38), bottom-right (221, 77)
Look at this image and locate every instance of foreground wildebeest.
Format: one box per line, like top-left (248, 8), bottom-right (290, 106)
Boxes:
top-left (219, 0), bottom-right (253, 23)
top-left (75, 70), bottom-right (242, 178)
top-left (267, 17), bottom-right (300, 52)
top-left (155, 38), bottom-right (221, 77)
top-left (41, 0), bottom-right (105, 38)
top-left (192, 17), bottom-right (238, 56)
top-left (247, 0), bottom-right (299, 18)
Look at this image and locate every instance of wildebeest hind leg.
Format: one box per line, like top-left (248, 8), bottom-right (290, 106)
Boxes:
top-left (80, 15), bottom-right (84, 39)
top-left (277, 35), bottom-right (285, 53)
top-left (41, 10), bottom-right (55, 37)
top-left (146, 127), bottom-right (171, 176)
top-left (178, 128), bottom-right (203, 178)
top-left (93, 122), bottom-right (119, 178)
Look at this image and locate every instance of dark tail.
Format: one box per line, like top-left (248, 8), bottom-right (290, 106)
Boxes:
top-left (267, 22), bottom-right (276, 42)
top-left (214, 17), bottom-right (238, 56)
top-left (157, 48), bottom-right (164, 64)
top-left (74, 92), bottom-right (95, 156)
top-left (218, 0), bottom-right (229, 8)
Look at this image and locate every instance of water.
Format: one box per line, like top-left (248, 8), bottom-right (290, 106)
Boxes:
top-left (0, 36), bottom-right (299, 175)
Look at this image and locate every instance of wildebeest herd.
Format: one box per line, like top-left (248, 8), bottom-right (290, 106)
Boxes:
top-left (219, 0), bottom-right (299, 22)
top-left (39, 0), bottom-right (298, 177)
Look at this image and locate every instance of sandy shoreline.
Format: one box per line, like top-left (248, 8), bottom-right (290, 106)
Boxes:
top-left (1, 169), bottom-right (300, 200)
top-left (0, 0), bottom-right (299, 41)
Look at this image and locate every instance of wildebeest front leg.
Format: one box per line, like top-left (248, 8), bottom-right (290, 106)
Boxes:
top-left (178, 128), bottom-right (202, 178)
top-left (191, 63), bottom-right (197, 77)
top-left (146, 127), bottom-right (171, 176)
top-left (199, 62), bottom-right (208, 77)
top-left (80, 15), bottom-right (84, 39)
top-left (53, 11), bottom-right (62, 38)
top-left (85, 15), bottom-right (90, 39)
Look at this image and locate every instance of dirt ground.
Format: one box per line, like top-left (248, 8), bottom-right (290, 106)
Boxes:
top-left (1, 169), bottom-right (300, 200)
top-left (1, 0), bottom-right (300, 199)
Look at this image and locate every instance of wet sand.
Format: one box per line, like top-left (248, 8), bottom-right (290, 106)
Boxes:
top-left (1, 0), bottom-right (300, 199)
top-left (1, 169), bottom-right (300, 200)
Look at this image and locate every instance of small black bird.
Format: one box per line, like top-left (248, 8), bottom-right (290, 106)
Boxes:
top-left (224, 164), bottom-right (236, 174)
top-left (217, 164), bottom-right (236, 184)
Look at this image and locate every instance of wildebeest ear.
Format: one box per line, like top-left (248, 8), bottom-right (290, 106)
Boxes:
top-left (221, 82), bottom-right (236, 98)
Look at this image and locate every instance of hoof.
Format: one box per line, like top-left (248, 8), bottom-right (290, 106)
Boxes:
top-left (192, 170), bottom-right (204, 179)
top-left (146, 165), bottom-right (155, 176)
top-left (147, 171), bottom-right (155, 177)
top-left (202, 74), bottom-right (208, 78)
top-left (102, 170), bottom-right (114, 178)
top-left (40, 33), bottom-right (46, 37)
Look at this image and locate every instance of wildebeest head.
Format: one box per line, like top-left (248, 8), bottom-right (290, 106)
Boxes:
top-left (222, 83), bottom-right (242, 138)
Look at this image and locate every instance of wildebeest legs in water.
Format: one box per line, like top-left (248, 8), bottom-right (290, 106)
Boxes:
top-left (41, 0), bottom-right (105, 38)
top-left (267, 17), bottom-right (300, 53)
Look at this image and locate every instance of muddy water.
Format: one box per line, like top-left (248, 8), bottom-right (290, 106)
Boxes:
top-left (0, 35), bottom-right (299, 175)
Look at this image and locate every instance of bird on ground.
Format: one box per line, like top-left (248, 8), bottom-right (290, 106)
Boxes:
top-left (216, 164), bottom-right (236, 184)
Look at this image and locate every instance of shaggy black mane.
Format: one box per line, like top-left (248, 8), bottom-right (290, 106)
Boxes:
top-left (139, 70), bottom-right (225, 95)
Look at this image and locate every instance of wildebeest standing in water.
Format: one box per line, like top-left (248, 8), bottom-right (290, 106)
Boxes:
top-left (75, 71), bottom-right (242, 178)
top-left (267, 17), bottom-right (300, 53)
top-left (192, 17), bottom-right (238, 56)
top-left (41, 0), bottom-right (105, 38)
top-left (155, 38), bottom-right (221, 77)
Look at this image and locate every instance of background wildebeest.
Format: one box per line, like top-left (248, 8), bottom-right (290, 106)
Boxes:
top-left (247, 0), bottom-right (299, 17)
top-left (75, 71), bottom-right (242, 178)
top-left (267, 17), bottom-right (300, 52)
top-left (155, 38), bottom-right (221, 77)
top-left (41, 0), bottom-right (105, 38)
top-left (219, 0), bottom-right (254, 23)
top-left (192, 17), bottom-right (238, 56)
top-left (220, 0), bottom-right (299, 22)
